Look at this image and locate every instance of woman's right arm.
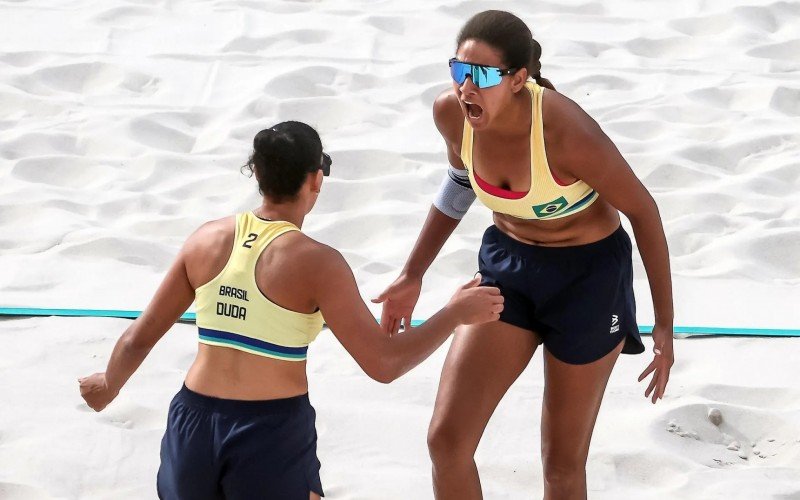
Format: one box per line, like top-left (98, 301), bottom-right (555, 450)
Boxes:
top-left (310, 243), bottom-right (502, 384)
top-left (372, 91), bottom-right (471, 334)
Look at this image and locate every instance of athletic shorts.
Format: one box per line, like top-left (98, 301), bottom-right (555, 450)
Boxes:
top-left (157, 384), bottom-right (324, 499)
top-left (478, 224), bottom-right (645, 365)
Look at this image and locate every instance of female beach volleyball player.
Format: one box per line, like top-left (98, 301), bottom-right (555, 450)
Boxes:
top-left (79, 121), bottom-right (504, 499)
top-left (374, 11), bottom-right (674, 499)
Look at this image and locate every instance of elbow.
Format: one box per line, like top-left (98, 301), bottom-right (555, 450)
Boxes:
top-left (366, 353), bottom-right (400, 384)
top-left (371, 370), bottom-right (395, 385)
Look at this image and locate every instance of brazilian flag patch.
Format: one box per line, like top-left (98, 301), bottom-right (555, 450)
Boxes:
top-left (532, 197), bottom-right (568, 218)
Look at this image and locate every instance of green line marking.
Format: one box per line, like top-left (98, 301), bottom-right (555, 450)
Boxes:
top-left (1, 307), bottom-right (798, 337)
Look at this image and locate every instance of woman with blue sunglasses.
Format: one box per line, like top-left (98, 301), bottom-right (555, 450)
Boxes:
top-left (374, 10), bottom-right (674, 499)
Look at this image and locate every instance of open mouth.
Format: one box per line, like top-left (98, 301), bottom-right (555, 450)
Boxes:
top-left (464, 101), bottom-right (484, 120)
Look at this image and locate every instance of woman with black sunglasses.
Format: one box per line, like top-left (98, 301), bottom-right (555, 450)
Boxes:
top-left (374, 10), bottom-right (674, 499)
top-left (78, 120), bottom-right (504, 499)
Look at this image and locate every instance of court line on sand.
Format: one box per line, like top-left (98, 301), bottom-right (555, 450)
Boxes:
top-left (1, 307), bottom-right (799, 337)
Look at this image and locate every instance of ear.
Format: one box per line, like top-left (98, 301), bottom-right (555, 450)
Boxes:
top-left (510, 67), bottom-right (529, 93)
top-left (310, 169), bottom-right (323, 194)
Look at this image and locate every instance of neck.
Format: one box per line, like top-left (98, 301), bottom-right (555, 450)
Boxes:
top-left (482, 87), bottom-right (531, 138)
top-left (254, 199), bottom-right (306, 228)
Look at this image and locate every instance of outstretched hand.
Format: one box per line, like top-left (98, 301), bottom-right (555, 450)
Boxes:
top-left (372, 273), bottom-right (423, 336)
top-left (637, 324), bottom-right (674, 404)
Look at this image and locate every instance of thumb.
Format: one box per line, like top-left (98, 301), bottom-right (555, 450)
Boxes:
top-left (461, 273), bottom-right (482, 289)
top-left (371, 292), bottom-right (387, 304)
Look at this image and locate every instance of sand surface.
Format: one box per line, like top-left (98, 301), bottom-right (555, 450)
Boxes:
top-left (1, 0), bottom-right (798, 498)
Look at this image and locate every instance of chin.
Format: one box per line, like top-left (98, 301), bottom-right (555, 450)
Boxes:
top-left (466, 113), bottom-right (491, 130)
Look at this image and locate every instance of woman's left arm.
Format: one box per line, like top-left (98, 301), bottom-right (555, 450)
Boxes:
top-left (79, 247), bottom-right (196, 411)
top-left (556, 98), bottom-right (674, 403)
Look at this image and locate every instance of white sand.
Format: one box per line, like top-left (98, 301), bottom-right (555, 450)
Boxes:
top-left (1, 0), bottom-right (799, 498)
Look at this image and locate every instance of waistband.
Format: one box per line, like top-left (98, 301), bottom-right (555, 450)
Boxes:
top-left (483, 224), bottom-right (628, 259)
top-left (176, 384), bottom-right (311, 416)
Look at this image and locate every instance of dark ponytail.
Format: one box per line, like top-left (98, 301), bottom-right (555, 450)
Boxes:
top-left (242, 121), bottom-right (323, 203)
top-left (528, 37), bottom-right (556, 91)
top-left (457, 10), bottom-right (555, 91)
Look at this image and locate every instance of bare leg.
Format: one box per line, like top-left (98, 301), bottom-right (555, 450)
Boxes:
top-left (309, 493), bottom-right (320, 500)
top-left (541, 340), bottom-right (625, 500)
top-left (428, 321), bottom-right (540, 500)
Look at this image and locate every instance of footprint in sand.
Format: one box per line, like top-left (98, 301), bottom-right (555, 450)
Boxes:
top-left (668, 13), bottom-right (734, 36)
top-left (625, 36), bottom-right (707, 59)
top-left (28, 62), bottom-right (155, 96)
top-left (264, 66), bottom-right (341, 99)
top-left (58, 236), bottom-right (174, 269)
top-left (1, 131), bottom-right (81, 160)
top-left (747, 39), bottom-right (800, 62)
top-left (658, 400), bottom-right (800, 468)
top-left (92, 5), bottom-right (159, 29)
top-left (365, 15), bottom-right (412, 36)
top-left (128, 114), bottom-right (201, 153)
top-left (0, 51), bottom-right (51, 68)
top-left (769, 87), bottom-right (800, 116)
top-left (10, 156), bottom-right (110, 189)
top-left (223, 29), bottom-right (333, 53)
top-left (732, 5), bottom-right (779, 33)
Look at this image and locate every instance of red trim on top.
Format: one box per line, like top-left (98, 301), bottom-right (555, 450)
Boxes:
top-left (473, 169), bottom-right (527, 199)
top-left (551, 170), bottom-right (571, 186)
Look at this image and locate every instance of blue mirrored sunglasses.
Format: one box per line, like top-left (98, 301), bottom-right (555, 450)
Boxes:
top-left (448, 58), bottom-right (517, 89)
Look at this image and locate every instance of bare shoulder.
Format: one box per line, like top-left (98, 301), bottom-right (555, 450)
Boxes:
top-left (433, 88), bottom-right (464, 148)
top-left (183, 215), bottom-right (236, 255)
top-left (542, 88), bottom-right (602, 138)
top-left (542, 89), bottom-right (614, 166)
top-left (271, 232), bottom-right (349, 276)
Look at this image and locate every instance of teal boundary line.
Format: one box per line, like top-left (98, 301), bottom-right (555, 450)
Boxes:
top-left (1, 307), bottom-right (799, 337)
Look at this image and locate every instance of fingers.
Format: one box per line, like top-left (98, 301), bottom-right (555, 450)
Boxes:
top-left (645, 372), bottom-right (658, 400)
top-left (460, 275), bottom-right (482, 289)
top-left (655, 369), bottom-right (670, 401)
top-left (638, 360), bottom-right (656, 382)
top-left (371, 293), bottom-right (386, 304)
top-left (390, 318), bottom-right (400, 336)
top-left (655, 377), bottom-right (667, 402)
top-left (379, 313), bottom-right (391, 333)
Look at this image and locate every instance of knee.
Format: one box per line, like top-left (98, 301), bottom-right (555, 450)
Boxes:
top-left (427, 418), bottom-right (472, 464)
top-left (542, 455), bottom-right (586, 488)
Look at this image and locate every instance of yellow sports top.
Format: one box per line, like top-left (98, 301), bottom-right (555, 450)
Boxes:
top-left (460, 81), bottom-right (599, 220)
top-left (194, 212), bottom-right (324, 361)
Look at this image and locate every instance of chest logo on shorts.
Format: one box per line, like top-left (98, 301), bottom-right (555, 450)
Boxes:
top-left (532, 197), bottom-right (568, 218)
top-left (610, 314), bottom-right (620, 334)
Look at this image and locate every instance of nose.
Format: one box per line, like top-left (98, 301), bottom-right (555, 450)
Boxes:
top-left (459, 75), bottom-right (479, 96)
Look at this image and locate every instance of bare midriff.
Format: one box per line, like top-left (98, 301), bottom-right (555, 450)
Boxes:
top-left (493, 197), bottom-right (621, 246)
top-left (184, 343), bottom-right (309, 400)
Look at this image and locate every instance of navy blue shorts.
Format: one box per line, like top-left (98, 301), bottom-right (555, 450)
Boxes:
top-left (479, 224), bottom-right (645, 365)
top-left (157, 384), bottom-right (324, 499)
